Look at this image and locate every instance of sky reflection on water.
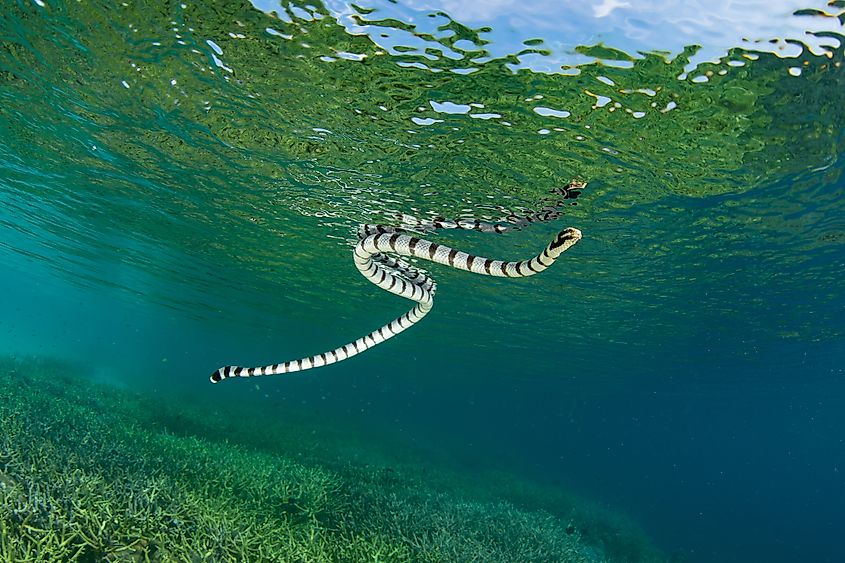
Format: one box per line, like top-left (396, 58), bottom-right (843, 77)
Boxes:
top-left (299, 0), bottom-right (845, 73)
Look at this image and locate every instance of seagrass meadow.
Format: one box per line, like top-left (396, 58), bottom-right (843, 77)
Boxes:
top-left (1, 0), bottom-right (844, 562)
top-left (0, 357), bottom-right (664, 562)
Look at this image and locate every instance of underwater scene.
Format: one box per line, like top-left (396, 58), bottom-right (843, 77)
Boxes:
top-left (1, 0), bottom-right (844, 561)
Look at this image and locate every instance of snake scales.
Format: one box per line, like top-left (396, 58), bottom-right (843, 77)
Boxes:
top-left (210, 181), bottom-right (584, 383)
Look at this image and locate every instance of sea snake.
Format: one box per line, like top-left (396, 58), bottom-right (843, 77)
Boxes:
top-left (210, 181), bottom-right (585, 383)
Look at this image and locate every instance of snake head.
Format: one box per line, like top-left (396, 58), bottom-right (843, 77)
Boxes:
top-left (549, 227), bottom-right (582, 253)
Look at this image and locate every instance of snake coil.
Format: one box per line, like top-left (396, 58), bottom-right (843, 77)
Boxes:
top-left (211, 181), bottom-right (584, 383)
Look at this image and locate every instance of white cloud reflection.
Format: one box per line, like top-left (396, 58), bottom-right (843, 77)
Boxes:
top-left (316, 0), bottom-right (843, 73)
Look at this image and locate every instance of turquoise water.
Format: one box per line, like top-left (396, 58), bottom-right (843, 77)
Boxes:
top-left (1, 0), bottom-right (844, 561)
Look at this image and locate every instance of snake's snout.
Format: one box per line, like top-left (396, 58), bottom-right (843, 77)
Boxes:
top-left (565, 227), bottom-right (582, 240)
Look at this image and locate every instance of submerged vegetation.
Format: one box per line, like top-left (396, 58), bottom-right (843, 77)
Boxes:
top-left (0, 357), bottom-right (667, 562)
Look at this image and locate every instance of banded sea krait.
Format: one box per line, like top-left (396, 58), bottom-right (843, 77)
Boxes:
top-left (211, 181), bottom-right (585, 383)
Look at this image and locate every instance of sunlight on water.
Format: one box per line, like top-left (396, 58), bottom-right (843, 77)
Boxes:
top-left (319, 0), bottom-right (844, 72)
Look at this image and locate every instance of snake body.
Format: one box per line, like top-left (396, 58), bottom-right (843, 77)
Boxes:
top-left (210, 182), bottom-right (584, 384)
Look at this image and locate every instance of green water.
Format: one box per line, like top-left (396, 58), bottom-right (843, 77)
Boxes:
top-left (1, 0), bottom-right (844, 561)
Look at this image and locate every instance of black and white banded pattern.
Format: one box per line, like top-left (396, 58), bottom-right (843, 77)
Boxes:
top-left (210, 182), bottom-right (584, 384)
top-left (393, 179), bottom-right (584, 235)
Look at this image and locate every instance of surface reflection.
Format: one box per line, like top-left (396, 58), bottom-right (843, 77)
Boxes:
top-left (316, 0), bottom-right (843, 73)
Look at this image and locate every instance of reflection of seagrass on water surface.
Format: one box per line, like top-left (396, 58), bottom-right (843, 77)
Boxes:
top-left (1, 0), bottom-right (842, 349)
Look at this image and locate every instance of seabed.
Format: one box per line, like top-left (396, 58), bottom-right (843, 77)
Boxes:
top-left (0, 357), bottom-right (668, 562)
